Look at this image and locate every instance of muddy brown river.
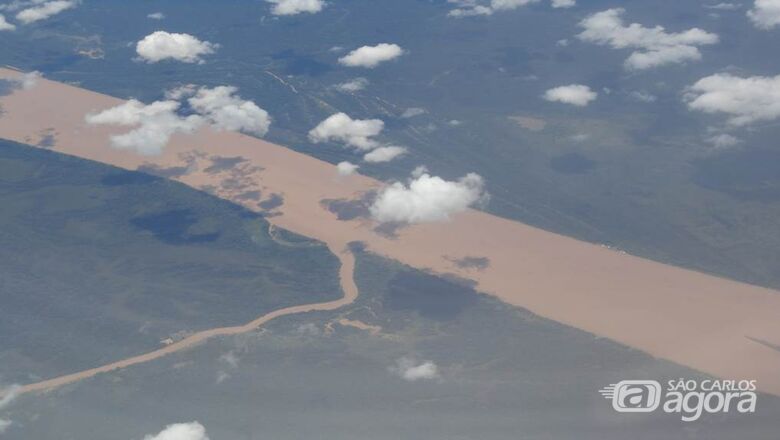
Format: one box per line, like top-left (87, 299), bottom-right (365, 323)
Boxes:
top-left (1, 68), bottom-right (779, 396)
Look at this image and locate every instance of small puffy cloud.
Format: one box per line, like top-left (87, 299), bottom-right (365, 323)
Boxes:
top-left (706, 133), bottom-right (741, 148)
top-left (481, 0), bottom-right (524, 8)
top-left (363, 145), bottom-right (407, 163)
top-left (748, 0), bottom-right (780, 29)
top-left (3, 70), bottom-right (42, 89)
top-left (334, 77), bottom-right (369, 92)
top-left (491, 0), bottom-right (537, 10)
top-left (148, 12), bottom-right (165, 20)
top-left (143, 422), bottom-right (209, 440)
top-left (164, 84), bottom-right (198, 101)
top-left (85, 100), bottom-right (181, 126)
top-left (336, 161), bottom-right (359, 176)
top-left (15, 0), bottom-right (77, 24)
top-left (215, 371), bottom-right (230, 384)
top-left (370, 171), bottom-right (488, 223)
top-left (0, 386), bottom-right (19, 409)
top-left (400, 107), bottom-right (426, 118)
top-left (570, 133), bottom-right (590, 142)
top-left (295, 322), bottom-right (322, 336)
top-left (136, 31), bottom-right (218, 63)
top-left (20, 70), bottom-right (41, 89)
top-left (187, 86), bottom-right (271, 136)
top-left (577, 8), bottom-right (718, 70)
top-left (448, 5), bottom-right (493, 17)
top-left (543, 84), bottom-right (597, 106)
top-left (86, 85), bottom-right (270, 154)
top-left (338, 43), bottom-right (404, 68)
top-left (705, 2), bottom-right (741, 10)
top-left (309, 113), bottom-right (384, 150)
top-left (0, 385), bottom-right (20, 435)
top-left (219, 351), bottom-right (240, 368)
top-left (266, 0), bottom-right (325, 15)
top-left (448, 0), bottom-right (539, 17)
top-left (86, 99), bottom-right (202, 155)
top-left (509, 115), bottom-right (546, 131)
top-left (390, 357), bottom-right (440, 381)
top-left (551, 0), bottom-right (575, 8)
top-left (411, 165), bottom-right (428, 178)
top-left (0, 14), bottom-right (15, 30)
top-left (684, 73), bottom-right (780, 126)
top-left (629, 90), bottom-right (657, 103)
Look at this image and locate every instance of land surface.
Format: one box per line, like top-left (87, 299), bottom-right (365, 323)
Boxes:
top-left (5, 248), bottom-right (780, 440)
top-left (14, 245), bottom-right (357, 396)
top-left (1, 68), bottom-right (779, 395)
top-left (0, 138), bottom-right (345, 388)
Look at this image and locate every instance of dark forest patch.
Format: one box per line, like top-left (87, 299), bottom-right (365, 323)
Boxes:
top-left (131, 209), bottom-right (220, 244)
top-left (384, 270), bottom-right (479, 321)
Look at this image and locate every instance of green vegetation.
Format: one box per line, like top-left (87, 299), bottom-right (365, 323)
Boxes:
top-left (8, 246), bottom-right (780, 440)
top-left (0, 140), bottom-right (341, 383)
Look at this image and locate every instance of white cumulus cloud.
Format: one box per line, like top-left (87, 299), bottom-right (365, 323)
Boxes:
top-left (400, 107), bottom-right (426, 118)
top-left (543, 84), bottom-right (597, 106)
top-left (86, 99), bottom-right (202, 155)
top-left (336, 161), bottom-right (359, 176)
top-left (15, 0), bottom-right (77, 24)
top-left (334, 77), bottom-right (369, 92)
top-left (3, 70), bottom-right (42, 89)
top-left (0, 386), bottom-right (19, 409)
top-left (490, 0), bottom-right (539, 10)
top-left (577, 8), bottom-right (718, 70)
top-left (705, 2), bottom-right (741, 10)
top-left (491, 0), bottom-right (537, 10)
top-left (411, 165), bottom-right (428, 178)
top-left (20, 70), bottom-right (41, 89)
top-left (449, 0), bottom-right (574, 16)
top-left (748, 0), bottom-right (780, 29)
top-left (143, 422), bottom-right (209, 440)
top-left (370, 171), bottom-right (488, 224)
top-left (266, 0), bottom-right (325, 15)
top-left (390, 357), bottom-right (440, 381)
top-left (86, 86), bottom-right (270, 155)
top-left (363, 145), bottom-right (407, 163)
top-left (629, 90), bottom-right (657, 103)
top-left (0, 14), bottom-right (15, 30)
top-left (0, 385), bottom-right (19, 435)
top-left (308, 113), bottom-right (384, 150)
top-left (447, 4), bottom-right (494, 17)
top-left (136, 31), bottom-right (218, 64)
top-left (187, 86), bottom-right (271, 136)
top-left (551, 0), bottom-right (575, 8)
top-left (219, 351), bottom-right (240, 368)
top-left (706, 133), bottom-right (741, 148)
top-left (684, 73), bottom-right (780, 126)
top-left (148, 12), bottom-right (165, 20)
top-left (338, 43), bottom-right (404, 68)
